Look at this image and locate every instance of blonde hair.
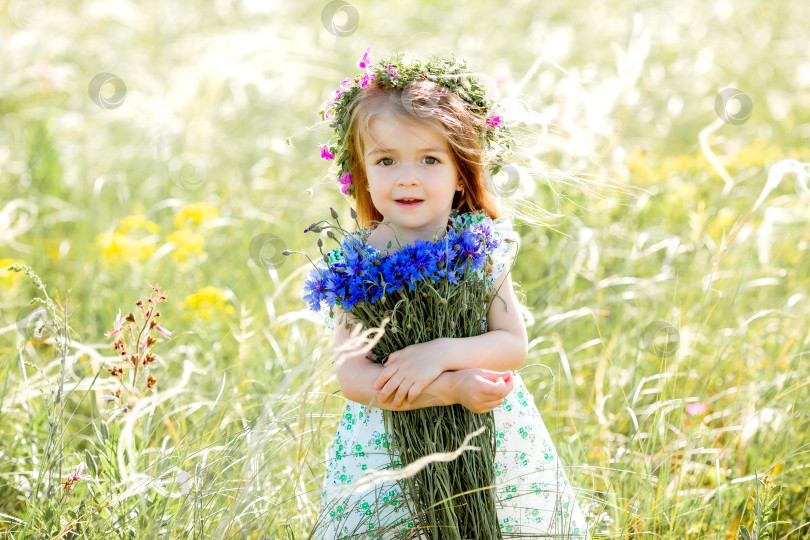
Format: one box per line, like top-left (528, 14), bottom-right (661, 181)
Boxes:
top-left (344, 80), bottom-right (502, 230)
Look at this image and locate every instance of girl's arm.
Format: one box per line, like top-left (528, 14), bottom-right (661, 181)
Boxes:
top-left (332, 305), bottom-right (457, 410)
top-left (371, 272), bottom-right (528, 406)
top-left (374, 272), bottom-right (529, 400)
top-left (334, 313), bottom-right (515, 412)
top-left (438, 271), bottom-right (528, 373)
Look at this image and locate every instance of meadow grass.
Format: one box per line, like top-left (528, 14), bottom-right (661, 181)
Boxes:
top-left (1, 0), bottom-right (809, 538)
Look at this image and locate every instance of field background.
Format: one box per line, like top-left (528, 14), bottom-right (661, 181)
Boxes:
top-left (1, 0), bottom-right (809, 538)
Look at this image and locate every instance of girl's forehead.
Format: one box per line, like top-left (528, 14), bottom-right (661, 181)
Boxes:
top-left (364, 113), bottom-right (446, 149)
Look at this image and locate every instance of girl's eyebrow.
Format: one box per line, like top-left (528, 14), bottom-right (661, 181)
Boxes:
top-left (366, 146), bottom-right (448, 157)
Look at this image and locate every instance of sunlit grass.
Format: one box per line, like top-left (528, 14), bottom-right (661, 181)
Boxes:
top-left (2, 0), bottom-right (809, 538)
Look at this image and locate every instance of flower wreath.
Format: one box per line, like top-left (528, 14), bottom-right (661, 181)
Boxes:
top-left (317, 48), bottom-right (516, 198)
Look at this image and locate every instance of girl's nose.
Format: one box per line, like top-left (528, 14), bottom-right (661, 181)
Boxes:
top-left (396, 163), bottom-right (420, 186)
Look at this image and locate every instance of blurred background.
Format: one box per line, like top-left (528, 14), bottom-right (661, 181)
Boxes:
top-left (1, 0), bottom-right (808, 537)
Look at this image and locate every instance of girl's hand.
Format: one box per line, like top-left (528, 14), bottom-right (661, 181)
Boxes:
top-left (450, 369), bottom-right (514, 414)
top-left (372, 339), bottom-right (451, 409)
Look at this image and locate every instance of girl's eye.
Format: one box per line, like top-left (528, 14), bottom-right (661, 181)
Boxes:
top-left (377, 156), bottom-right (440, 166)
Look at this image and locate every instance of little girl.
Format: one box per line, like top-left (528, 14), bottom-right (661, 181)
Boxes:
top-left (306, 49), bottom-right (590, 539)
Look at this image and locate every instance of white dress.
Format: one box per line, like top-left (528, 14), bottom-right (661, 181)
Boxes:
top-left (307, 210), bottom-right (590, 539)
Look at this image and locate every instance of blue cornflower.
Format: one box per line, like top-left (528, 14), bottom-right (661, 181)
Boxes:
top-left (303, 214), bottom-right (497, 313)
top-left (367, 280), bottom-right (384, 304)
top-left (382, 251), bottom-right (411, 290)
top-left (411, 239), bottom-right (437, 279)
top-left (474, 221), bottom-right (500, 252)
top-left (379, 256), bottom-right (404, 294)
top-left (343, 250), bottom-right (366, 278)
top-left (322, 270), bottom-right (345, 309)
top-left (345, 273), bottom-right (366, 309)
top-left (457, 229), bottom-right (482, 260)
top-left (303, 272), bottom-right (326, 312)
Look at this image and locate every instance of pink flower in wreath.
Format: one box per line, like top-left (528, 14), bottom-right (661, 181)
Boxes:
top-left (361, 70), bottom-right (376, 88)
top-left (358, 47), bottom-right (371, 69)
top-left (331, 77), bottom-right (352, 104)
top-left (320, 145), bottom-right (335, 160)
top-left (487, 115), bottom-right (503, 128)
top-left (339, 172), bottom-right (353, 195)
top-left (386, 62), bottom-right (399, 81)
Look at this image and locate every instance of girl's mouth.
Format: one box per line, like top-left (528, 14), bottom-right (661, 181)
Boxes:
top-left (395, 199), bottom-right (424, 208)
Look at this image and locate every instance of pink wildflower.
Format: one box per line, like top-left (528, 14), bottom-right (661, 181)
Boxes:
top-left (358, 47), bottom-right (371, 69)
top-left (487, 115), bottom-right (502, 128)
top-left (61, 463), bottom-right (91, 493)
top-left (34, 62), bottom-right (67, 90)
top-left (320, 145), bottom-right (335, 160)
top-left (685, 402), bottom-right (707, 416)
top-left (155, 324), bottom-right (172, 338)
top-left (386, 62), bottom-right (399, 81)
top-left (105, 308), bottom-right (123, 338)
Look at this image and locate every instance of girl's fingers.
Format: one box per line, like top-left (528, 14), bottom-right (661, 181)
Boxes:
top-left (487, 379), bottom-right (513, 399)
top-left (478, 371), bottom-right (511, 385)
top-left (502, 379), bottom-right (514, 395)
top-left (394, 383), bottom-right (413, 408)
top-left (483, 376), bottom-right (505, 390)
top-left (475, 401), bottom-right (502, 414)
top-left (374, 368), bottom-right (397, 390)
top-left (407, 385), bottom-right (421, 404)
top-left (374, 365), bottom-right (398, 390)
top-left (479, 371), bottom-right (498, 382)
top-left (379, 375), bottom-right (401, 401)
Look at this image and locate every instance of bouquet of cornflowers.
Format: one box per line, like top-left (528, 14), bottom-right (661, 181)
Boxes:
top-left (293, 207), bottom-right (513, 540)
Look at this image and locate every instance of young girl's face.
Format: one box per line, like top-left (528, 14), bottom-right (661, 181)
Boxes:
top-left (362, 110), bottom-right (462, 243)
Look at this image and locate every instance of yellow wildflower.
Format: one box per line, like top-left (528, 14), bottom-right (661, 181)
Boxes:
top-left (165, 229), bottom-right (206, 264)
top-left (46, 238), bottom-right (67, 260)
top-left (1, 259), bottom-right (26, 289)
top-left (181, 286), bottom-right (235, 321)
top-left (174, 202), bottom-right (219, 229)
top-left (661, 152), bottom-right (710, 177)
top-left (706, 207), bottom-right (737, 242)
top-left (93, 215), bottom-right (161, 266)
top-left (94, 231), bottom-right (158, 265)
top-left (731, 138), bottom-right (783, 173)
top-left (120, 214), bottom-right (161, 235)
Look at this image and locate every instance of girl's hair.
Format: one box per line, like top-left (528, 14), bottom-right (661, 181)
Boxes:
top-left (344, 80), bottom-right (502, 230)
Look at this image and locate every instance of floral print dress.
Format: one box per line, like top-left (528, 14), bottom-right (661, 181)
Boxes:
top-left (307, 209), bottom-right (590, 539)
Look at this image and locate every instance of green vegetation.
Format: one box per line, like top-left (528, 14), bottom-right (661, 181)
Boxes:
top-left (1, 0), bottom-right (808, 537)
